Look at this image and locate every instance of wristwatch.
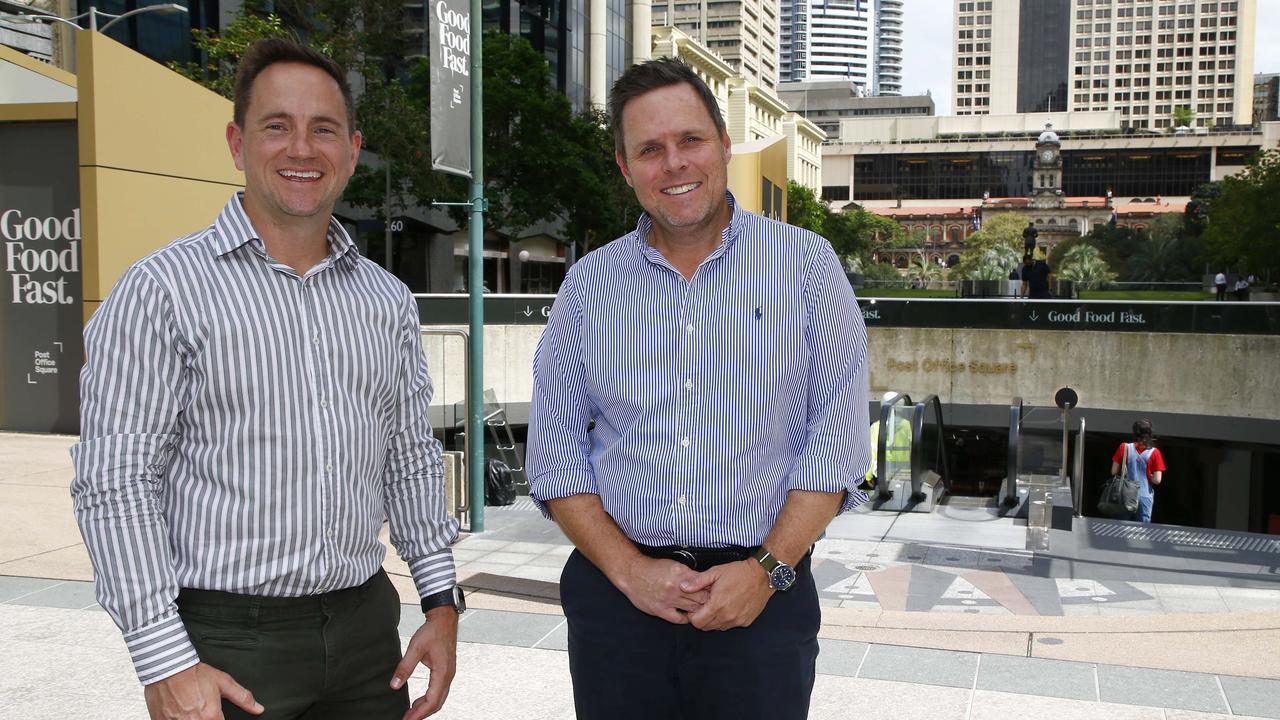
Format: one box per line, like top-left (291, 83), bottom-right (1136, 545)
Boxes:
top-left (420, 585), bottom-right (466, 615)
top-left (752, 547), bottom-right (796, 591)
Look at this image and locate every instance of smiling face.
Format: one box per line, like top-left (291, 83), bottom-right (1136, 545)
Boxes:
top-left (615, 82), bottom-right (732, 249)
top-left (226, 62), bottom-right (361, 232)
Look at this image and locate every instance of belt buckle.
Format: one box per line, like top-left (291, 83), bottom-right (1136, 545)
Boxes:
top-left (672, 549), bottom-right (698, 571)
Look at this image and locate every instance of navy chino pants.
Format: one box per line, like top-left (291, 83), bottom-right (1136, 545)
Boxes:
top-left (561, 549), bottom-right (821, 720)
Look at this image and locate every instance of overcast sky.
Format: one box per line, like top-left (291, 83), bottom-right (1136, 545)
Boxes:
top-left (900, 0), bottom-right (1280, 115)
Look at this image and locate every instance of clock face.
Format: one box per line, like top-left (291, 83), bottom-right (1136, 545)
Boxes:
top-left (1040, 150), bottom-right (1056, 163)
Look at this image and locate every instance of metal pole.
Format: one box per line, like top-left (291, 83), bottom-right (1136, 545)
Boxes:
top-left (1060, 404), bottom-right (1071, 487)
top-left (89, 7), bottom-right (97, 31)
top-left (466, 0), bottom-right (486, 533)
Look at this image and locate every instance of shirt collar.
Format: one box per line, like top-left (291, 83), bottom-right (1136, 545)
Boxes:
top-left (631, 191), bottom-right (745, 265)
top-left (211, 192), bottom-right (360, 270)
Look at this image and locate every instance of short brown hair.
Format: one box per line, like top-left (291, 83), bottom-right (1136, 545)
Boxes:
top-left (233, 38), bottom-right (356, 134)
top-left (608, 57), bottom-right (726, 155)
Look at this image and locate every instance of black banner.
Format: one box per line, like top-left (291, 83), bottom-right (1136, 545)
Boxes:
top-left (0, 122), bottom-right (82, 433)
top-left (415, 294), bottom-right (1280, 336)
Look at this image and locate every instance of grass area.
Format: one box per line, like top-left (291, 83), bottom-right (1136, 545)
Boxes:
top-left (1075, 290), bottom-right (1213, 301)
top-left (856, 288), bottom-right (957, 298)
top-left (855, 288), bottom-right (1216, 301)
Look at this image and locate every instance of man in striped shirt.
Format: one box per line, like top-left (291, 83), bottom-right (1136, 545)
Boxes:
top-left (527, 58), bottom-right (872, 719)
top-left (71, 40), bottom-right (460, 720)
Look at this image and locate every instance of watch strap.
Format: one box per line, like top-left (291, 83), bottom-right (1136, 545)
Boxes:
top-left (420, 586), bottom-right (465, 615)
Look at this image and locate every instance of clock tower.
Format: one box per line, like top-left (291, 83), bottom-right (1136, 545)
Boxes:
top-left (1031, 123), bottom-right (1064, 209)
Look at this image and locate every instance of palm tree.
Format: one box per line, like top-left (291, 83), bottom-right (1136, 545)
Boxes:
top-left (907, 252), bottom-right (942, 288)
top-left (967, 244), bottom-right (1020, 280)
top-left (1059, 244), bottom-right (1116, 289)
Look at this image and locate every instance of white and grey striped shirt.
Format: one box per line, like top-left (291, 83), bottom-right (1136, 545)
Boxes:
top-left (71, 193), bottom-right (457, 685)
top-left (527, 194), bottom-right (871, 548)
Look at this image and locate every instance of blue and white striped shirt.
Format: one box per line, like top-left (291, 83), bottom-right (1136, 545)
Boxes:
top-left (527, 194), bottom-right (871, 548)
top-left (71, 193), bottom-right (458, 685)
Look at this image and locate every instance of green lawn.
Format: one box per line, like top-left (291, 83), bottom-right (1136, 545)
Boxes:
top-left (854, 288), bottom-right (1215, 301)
top-left (1075, 290), bottom-right (1213, 301)
top-left (856, 288), bottom-right (957, 298)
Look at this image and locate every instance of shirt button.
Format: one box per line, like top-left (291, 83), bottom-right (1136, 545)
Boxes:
top-left (678, 495), bottom-right (687, 505)
top-left (319, 399), bottom-right (328, 408)
top-left (681, 437), bottom-right (690, 448)
top-left (312, 335), bottom-right (320, 345)
top-left (684, 379), bottom-right (692, 390)
top-left (686, 323), bottom-right (694, 334)
top-left (325, 464), bottom-right (333, 473)
top-left (325, 529), bottom-right (334, 539)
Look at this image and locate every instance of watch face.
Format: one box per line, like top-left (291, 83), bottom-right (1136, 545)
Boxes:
top-left (1040, 150), bottom-right (1055, 162)
top-left (770, 564), bottom-right (797, 591)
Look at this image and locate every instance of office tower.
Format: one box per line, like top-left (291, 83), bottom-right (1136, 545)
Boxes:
top-left (779, 0), bottom-right (901, 94)
top-left (651, 0), bottom-right (779, 91)
top-left (953, 0), bottom-right (1257, 129)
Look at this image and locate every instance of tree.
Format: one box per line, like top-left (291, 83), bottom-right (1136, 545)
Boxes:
top-left (824, 207), bottom-right (904, 269)
top-left (954, 212), bottom-right (1024, 279)
top-left (1058, 244), bottom-right (1116, 289)
top-left (1202, 149), bottom-right (1280, 275)
top-left (786, 181), bottom-right (828, 235)
top-left (1124, 213), bottom-right (1204, 281)
top-left (907, 252), bottom-right (942, 288)
top-left (1171, 105), bottom-right (1195, 130)
top-left (1184, 181), bottom-right (1220, 236)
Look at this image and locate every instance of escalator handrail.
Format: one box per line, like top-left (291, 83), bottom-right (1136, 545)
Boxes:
top-left (909, 394), bottom-right (953, 501)
top-left (1001, 397), bottom-right (1024, 506)
top-left (875, 392), bottom-right (911, 496)
top-left (1072, 416), bottom-right (1086, 517)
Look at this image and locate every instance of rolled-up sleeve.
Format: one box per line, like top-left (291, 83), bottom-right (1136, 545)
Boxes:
top-left (526, 271), bottom-right (598, 516)
top-left (70, 265), bottom-right (200, 684)
top-left (786, 239), bottom-right (872, 512)
top-left (383, 290), bottom-right (459, 598)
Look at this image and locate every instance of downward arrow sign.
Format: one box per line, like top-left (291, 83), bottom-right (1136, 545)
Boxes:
top-left (522, 306), bottom-right (534, 317)
top-left (1028, 311), bottom-right (1040, 321)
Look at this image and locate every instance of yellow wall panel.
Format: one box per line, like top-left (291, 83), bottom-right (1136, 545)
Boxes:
top-left (76, 30), bottom-right (242, 184)
top-left (80, 166), bottom-right (240, 308)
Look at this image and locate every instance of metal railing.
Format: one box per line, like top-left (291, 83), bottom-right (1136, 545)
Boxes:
top-left (1072, 417), bottom-right (1087, 518)
top-left (1000, 397), bottom-right (1026, 508)
top-left (420, 328), bottom-right (481, 531)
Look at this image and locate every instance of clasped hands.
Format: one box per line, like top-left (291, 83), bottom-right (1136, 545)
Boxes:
top-left (622, 556), bottom-right (773, 631)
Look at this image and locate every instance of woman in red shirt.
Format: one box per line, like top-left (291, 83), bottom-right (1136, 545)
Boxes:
top-left (1110, 419), bottom-right (1167, 523)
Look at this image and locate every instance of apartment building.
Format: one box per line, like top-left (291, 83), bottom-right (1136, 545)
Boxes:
top-left (778, 0), bottom-right (901, 94)
top-left (952, 0), bottom-right (1256, 129)
top-left (651, 0), bottom-right (779, 91)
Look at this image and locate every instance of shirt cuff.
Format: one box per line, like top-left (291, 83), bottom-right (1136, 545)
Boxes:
top-left (528, 467), bottom-right (598, 519)
top-left (124, 611), bottom-right (201, 685)
top-left (408, 547), bottom-right (457, 599)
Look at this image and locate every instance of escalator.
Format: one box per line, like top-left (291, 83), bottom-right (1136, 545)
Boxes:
top-left (867, 393), bottom-right (951, 512)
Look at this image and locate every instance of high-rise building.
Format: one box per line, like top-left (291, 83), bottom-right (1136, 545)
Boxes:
top-left (877, 0), bottom-right (903, 94)
top-left (1255, 73), bottom-right (1279, 124)
top-left (952, 0), bottom-right (1256, 130)
top-left (651, 0), bottom-right (779, 91)
top-left (778, 0), bottom-right (902, 94)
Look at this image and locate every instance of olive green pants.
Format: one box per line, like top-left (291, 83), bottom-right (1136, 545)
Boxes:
top-left (176, 569), bottom-right (409, 719)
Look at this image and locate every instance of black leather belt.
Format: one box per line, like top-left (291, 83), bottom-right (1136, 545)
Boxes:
top-left (635, 543), bottom-right (759, 571)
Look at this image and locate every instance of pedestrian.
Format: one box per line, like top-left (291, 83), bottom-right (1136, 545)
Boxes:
top-left (1234, 275), bottom-right (1250, 301)
top-left (1214, 270), bottom-right (1227, 301)
top-left (526, 57), bottom-right (872, 720)
top-left (1110, 419), bottom-right (1166, 523)
top-left (70, 39), bottom-right (462, 720)
top-left (1021, 253), bottom-right (1054, 299)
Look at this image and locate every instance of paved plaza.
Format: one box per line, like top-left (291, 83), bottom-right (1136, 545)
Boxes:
top-left (3, 431), bottom-right (1280, 719)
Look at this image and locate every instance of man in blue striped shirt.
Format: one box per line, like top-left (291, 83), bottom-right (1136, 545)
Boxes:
top-left (527, 58), bottom-right (872, 719)
top-left (71, 40), bottom-right (460, 720)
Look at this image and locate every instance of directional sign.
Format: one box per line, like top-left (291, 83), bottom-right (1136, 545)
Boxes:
top-left (414, 295), bottom-right (1280, 336)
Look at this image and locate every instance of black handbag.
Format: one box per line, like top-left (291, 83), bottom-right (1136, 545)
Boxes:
top-left (1097, 443), bottom-right (1140, 518)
